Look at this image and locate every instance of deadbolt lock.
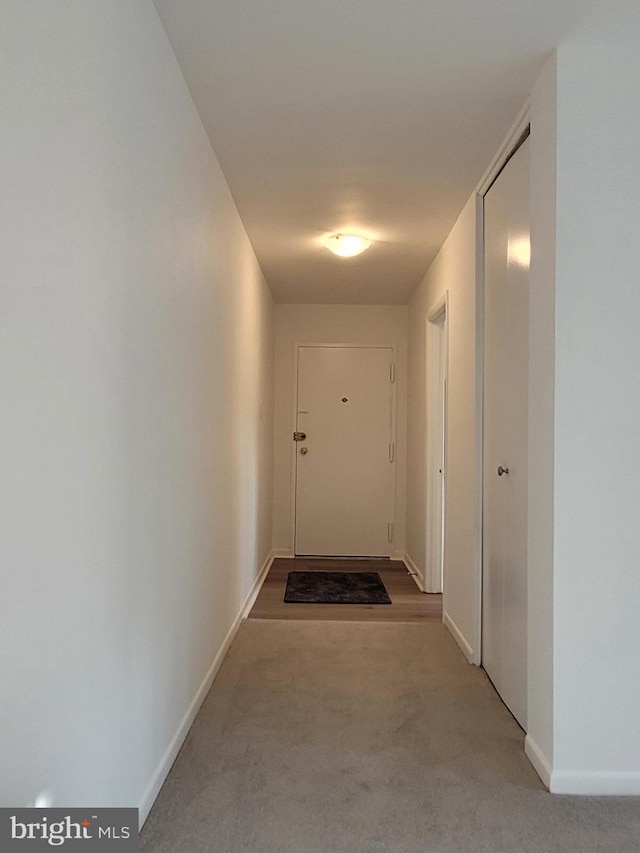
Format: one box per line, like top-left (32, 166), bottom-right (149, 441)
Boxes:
top-left (293, 431), bottom-right (306, 441)
top-left (300, 447), bottom-right (308, 455)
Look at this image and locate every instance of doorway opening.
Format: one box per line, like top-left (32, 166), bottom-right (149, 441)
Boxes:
top-left (426, 300), bottom-right (448, 593)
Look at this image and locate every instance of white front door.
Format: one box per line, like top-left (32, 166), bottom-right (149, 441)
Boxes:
top-left (482, 136), bottom-right (530, 729)
top-left (294, 345), bottom-right (396, 556)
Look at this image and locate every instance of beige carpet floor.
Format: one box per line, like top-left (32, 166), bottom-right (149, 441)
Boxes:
top-left (141, 620), bottom-right (640, 852)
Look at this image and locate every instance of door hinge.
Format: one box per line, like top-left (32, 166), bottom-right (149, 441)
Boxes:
top-left (390, 362), bottom-right (396, 383)
top-left (388, 522), bottom-right (394, 543)
top-left (389, 442), bottom-right (395, 463)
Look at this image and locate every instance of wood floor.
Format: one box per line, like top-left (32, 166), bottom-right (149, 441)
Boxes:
top-left (248, 557), bottom-right (443, 622)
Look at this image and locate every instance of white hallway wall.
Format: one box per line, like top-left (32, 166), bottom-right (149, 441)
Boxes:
top-left (407, 39), bottom-right (640, 792)
top-left (527, 43), bottom-right (640, 794)
top-left (273, 304), bottom-right (407, 557)
top-left (0, 0), bottom-right (274, 820)
top-left (406, 199), bottom-right (479, 660)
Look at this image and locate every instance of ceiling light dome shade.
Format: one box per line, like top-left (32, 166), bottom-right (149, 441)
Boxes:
top-left (324, 234), bottom-right (371, 257)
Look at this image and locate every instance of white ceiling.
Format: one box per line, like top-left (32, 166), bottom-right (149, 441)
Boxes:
top-left (153, 0), bottom-right (596, 304)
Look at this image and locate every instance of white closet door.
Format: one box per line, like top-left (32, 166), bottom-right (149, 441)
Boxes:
top-left (482, 137), bottom-right (530, 729)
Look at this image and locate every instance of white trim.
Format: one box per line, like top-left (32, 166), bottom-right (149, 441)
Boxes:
top-left (476, 102), bottom-right (531, 197)
top-left (241, 551), bottom-right (276, 618)
top-left (443, 611), bottom-right (474, 663)
top-left (525, 734), bottom-right (552, 790)
top-left (401, 552), bottom-right (425, 591)
top-left (425, 294), bottom-right (448, 595)
top-left (272, 548), bottom-right (294, 559)
top-left (289, 342), bottom-right (300, 557)
top-left (425, 294), bottom-right (448, 323)
top-left (550, 770), bottom-right (640, 797)
top-left (138, 550), bottom-right (275, 827)
top-left (473, 194), bottom-right (484, 667)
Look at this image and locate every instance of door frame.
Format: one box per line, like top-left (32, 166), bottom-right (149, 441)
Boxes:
top-left (425, 295), bottom-right (448, 593)
top-left (290, 342), bottom-right (398, 557)
top-left (474, 104), bottom-right (531, 667)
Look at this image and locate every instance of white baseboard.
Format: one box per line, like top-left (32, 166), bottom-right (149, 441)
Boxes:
top-left (443, 611), bottom-right (474, 663)
top-left (400, 552), bottom-right (425, 591)
top-left (138, 550), bottom-right (275, 827)
top-left (241, 550), bottom-right (276, 618)
top-left (272, 548), bottom-right (293, 558)
top-left (410, 572), bottom-right (425, 593)
top-left (550, 770), bottom-right (640, 796)
top-left (525, 734), bottom-right (552, 790)
top-left (525, 735), bottom-right (640, 795)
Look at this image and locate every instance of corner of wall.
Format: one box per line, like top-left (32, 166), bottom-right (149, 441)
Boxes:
top-left (139, 549), bottom-right (275, 826)
top-left (401, 552), bottom-right (425, 590)
top-left (524, 735), bottom-right (552, 790)
top-left (443, 612), bottom-right (475, 664)
top-left (526, 47), bottom-right (557, 779)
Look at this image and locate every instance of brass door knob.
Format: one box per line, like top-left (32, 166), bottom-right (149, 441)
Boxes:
top-left (300, 447), bottom-right (308, 455)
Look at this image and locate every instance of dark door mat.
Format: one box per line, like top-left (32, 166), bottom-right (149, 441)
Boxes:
top-left (284, 571), bottom-right (392, 605)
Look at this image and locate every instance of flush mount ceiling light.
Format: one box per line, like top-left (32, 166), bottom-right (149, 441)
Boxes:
top-left (324, 234), bottom-right (372, 257)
